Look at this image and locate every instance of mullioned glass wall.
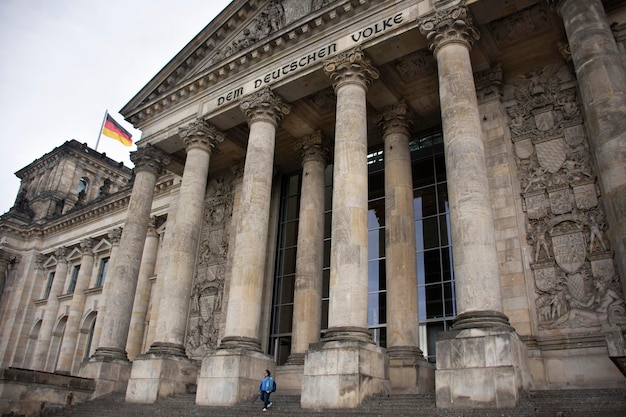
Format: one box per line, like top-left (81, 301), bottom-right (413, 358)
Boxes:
top-left (270, 130), bottom-right (455, 364)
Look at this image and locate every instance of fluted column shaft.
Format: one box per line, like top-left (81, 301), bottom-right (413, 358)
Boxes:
top-left (126, 219), bottom-right (160, 360)
top-left (420, 6), bottom-right (508, 329)
top-left (150, 120), bottom-right (223, 356)
top-left (0, 251), bottom-right (9, 298)
top-left (56, 239), bottom-right (95, 374)
top-left (323, 48), bottom-right (379, 342)
top-left (221, 87), bottom-right (290, 351)
top-left (32, 247), bottom-right (68, 371)
top-left (552, 0), bottom-right (626, 286)
top-left (94, 145), bottom-right (169, 360)
top-left (287, 132), bottom-right (329, 364)
top-left (378, 104), bottom-right (422, 355)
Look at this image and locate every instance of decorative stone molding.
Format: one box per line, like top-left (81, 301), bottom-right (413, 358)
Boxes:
top-left (130, 1), bottom-right (374, 127)
top-left (487, 3), bottom-right (550, 47)
top-left (309, 88), bottom-right (336, 113)
top-left (375, 102), bottom-right (415, 138)
top-left (294, 131), bottom-right (331, 165)
top-left (419, 3), bottom-right (480, 55)
top-left (240, 86), bottom-right (291, 125)
top-left (55, 247), bottom-right (68, 263)
top-left (179, 119), bottom-right (225, 153)
top-left (130, 144), bottom-right (171, 177)
top-left (80, 238), bottom-right (94, 254)
top-left (505, 64), bottom-right (624, 330)
top-left (474, 64), bottom-right (503, 102)
top-left (108, 227), bottom-right (123, 246)
top-left (394, 50), bottom-right (437, 81)
top-left (323, 47), bottom-right (379, 91)
top-left (35, 254), bottom-right (45, 270)
top-left (186, 174), bottom-right (235, 359)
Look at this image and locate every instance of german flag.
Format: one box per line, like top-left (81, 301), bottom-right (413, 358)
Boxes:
top-left (102, 113), bottom-right (133, 146)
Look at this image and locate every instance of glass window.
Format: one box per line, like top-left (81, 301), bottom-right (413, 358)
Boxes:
top-left (270, 129), bottom-right (455, 364)
top-left (44, 271), bottom-right (55, 299)
top-left (96, 257), bottom-right (109, 287)
top-left (77, 177), bottom-right (88, 194)
top-left (67, 264), bottom-right (80, 294)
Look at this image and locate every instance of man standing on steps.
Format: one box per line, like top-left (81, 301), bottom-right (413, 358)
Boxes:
top-left (259, 369), bottom-right (276, 412)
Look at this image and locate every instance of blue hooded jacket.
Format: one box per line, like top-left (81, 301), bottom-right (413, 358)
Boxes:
top-left (260, 375), bottom-right (275, 393)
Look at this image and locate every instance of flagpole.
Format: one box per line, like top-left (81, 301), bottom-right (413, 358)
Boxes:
top-left (95, 110), bottom-right (108, 151)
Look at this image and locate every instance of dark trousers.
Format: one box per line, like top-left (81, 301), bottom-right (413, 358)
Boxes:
top-left (260, 391), bottom-right (272, 408)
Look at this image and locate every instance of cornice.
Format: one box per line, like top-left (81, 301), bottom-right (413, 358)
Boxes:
top-left (0, 176), bottom-right (177, 239)
top-left (124, 0), bottom-right (374, 128)
top-left (16, 140), bottom-right (132, 181)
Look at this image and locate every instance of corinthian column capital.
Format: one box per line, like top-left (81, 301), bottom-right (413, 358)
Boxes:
top-left (179, 118), bottom-right (225, 153)
top-left (240, 86), bottom-right (291, 126)
top-left (80, 238), bottom-right (95, 255)
top-left (323, 47), bottom-right (379, 92)
top-left (419, 4), bottom-right (480, 55)
top-left (55, 247), bottom-right (68, 264)
top-left (130, 144), bottom-right (171, 177)
top-left (294, 131), bottom-right (331, 165)
top-left (108, 227), bottom-right (123, 246)
top-left (376, 102), bottom-right (415, 138)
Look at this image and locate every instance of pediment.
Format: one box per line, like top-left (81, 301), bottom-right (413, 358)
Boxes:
top-left (120, 0), bottom-right (366, 127)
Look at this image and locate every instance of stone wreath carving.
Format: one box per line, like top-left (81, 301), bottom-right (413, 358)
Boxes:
top-left (505, 63), bottom-right (625, 330)
top-left (185, 175), bottom-right (235, 358)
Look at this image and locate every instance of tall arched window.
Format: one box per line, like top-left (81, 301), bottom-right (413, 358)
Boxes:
top-left (77, 177), bottom-right (88, 199)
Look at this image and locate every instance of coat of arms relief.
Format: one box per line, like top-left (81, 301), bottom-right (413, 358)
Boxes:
top-left (506, 64), bottom-right (625, 331)
top-left (185, 175), bottom-right (235, 359)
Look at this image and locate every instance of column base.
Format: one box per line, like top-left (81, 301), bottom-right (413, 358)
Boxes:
top-left (196, 348), bottom-right (274, 406)
top-left (125, 352), bottom-right (198, 403)
top-left (301, 340), bottom-right (390, 409)
top-left (275, 364), bottom-right (304, 396)
top-left (387, 346), bottom-right (435, 394)
top-left (435, 327), bottom-right (533, 409)
top-left (78, 356), bottom-right (131, 398)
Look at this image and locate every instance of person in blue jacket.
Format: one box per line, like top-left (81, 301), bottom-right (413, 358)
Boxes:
top-left (259, 369), bottom-right (275, 411)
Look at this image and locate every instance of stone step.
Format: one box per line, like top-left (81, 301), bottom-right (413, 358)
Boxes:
top-left (42, 389), bottom-right (626, 417)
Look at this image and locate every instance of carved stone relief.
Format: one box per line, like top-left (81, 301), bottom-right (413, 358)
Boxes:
top-left (488, 3), bottom-right (550, 46)
top-left (185, 174), bottom-right (235, 359)
top-left (506, 63), bottom-right (625, 331)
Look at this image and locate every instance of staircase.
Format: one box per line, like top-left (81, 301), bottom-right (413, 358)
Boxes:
top-left (39, 389), bottom-right (625, 417)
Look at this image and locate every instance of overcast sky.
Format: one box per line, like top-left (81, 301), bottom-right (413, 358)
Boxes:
top-left (0, 0), bottom-right (231, 215)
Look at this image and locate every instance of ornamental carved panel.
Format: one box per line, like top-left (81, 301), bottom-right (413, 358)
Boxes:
top-left (186, 175), bottom-right (235, 359)
top-left (506, 63), bottom-right (625, 331)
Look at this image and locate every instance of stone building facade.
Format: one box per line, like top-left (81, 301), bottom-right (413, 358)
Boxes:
top-left (1, 0), bottom-right (625, 413)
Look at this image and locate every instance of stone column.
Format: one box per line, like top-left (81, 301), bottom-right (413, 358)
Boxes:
top-left (32, 247), bottom-right (68, 371)
top-left (549, 0), bottom-right (626, 290)
top-left (283, 132), bottom-right (329, 390)
top-left (0, 250), bottom-right (9, 299)
top-left (83, 144), bottom-right (169, 397)
top-left (126, 217), bottom-right (160, 361)
top-left (56, 239), bottom-right (95, 374)
top-left (197, 87), bottom-right (289, 406)
top-left (302, 47), bottom-right (389, 409)
top-left (420, 4), bottom-right (531, 408)
top-left (92, 227), bottom-right (122, 353)
top-left (127, 119), bottom-right (223, 403)
top-left (377, 103), bottom-right (434, 393)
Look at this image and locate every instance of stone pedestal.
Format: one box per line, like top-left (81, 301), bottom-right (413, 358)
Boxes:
top-left (79, 357), bottom-right (131, 398)
top-left (275, 364), bottom-right (304, 395)
top-left (388, 348), bottom-right (435, 394)
top-left (301, 341), bottom-right (389, 409)
top-left (196, 348), bottom-right (274, 406)
top-left (125, 353), bottom-right (197, 403)
top-left (435, 328), bottom-right (532, 409)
